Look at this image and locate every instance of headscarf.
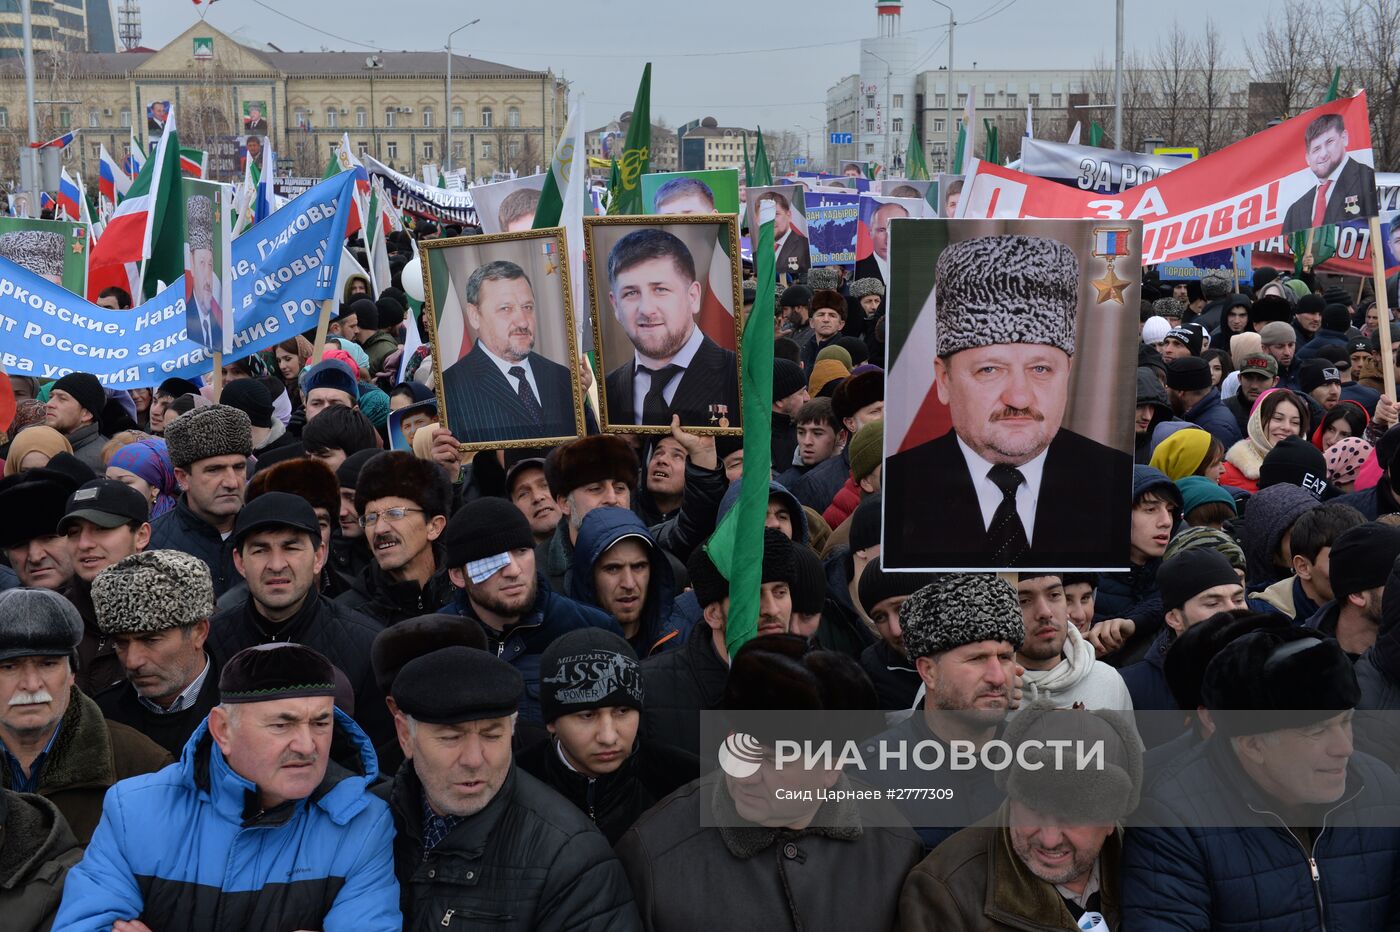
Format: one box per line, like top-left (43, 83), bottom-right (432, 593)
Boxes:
top-left (1150, 427), bottom-right (1213, 481)
top-left (8, 399), bottom-right (48, 440)
top-left (4, 426), bottom-right (73, 476)
top-left (1325, 436), bottom-right (1373, 488)
top-left (107, 437), bottom-right (180, 519)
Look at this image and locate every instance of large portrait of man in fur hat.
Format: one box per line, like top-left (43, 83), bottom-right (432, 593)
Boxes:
top-left (184, 193), bottom-right (228, 354)
top-left (883, 226), bottom-right (1136, 571)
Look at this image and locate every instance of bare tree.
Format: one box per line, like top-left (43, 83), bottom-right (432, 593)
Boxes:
top-left (1195, 20), bottom-right (1236, 153)
top-left (1341, 0), bottom-right (1400, 170)
top-left (1144, 23), bottom-right (1203, 146)
top-left (1246, 0), bottom-right (1327, 119)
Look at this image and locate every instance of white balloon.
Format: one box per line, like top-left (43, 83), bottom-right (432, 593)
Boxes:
top-left (402, 255), bottom-right (425, 303)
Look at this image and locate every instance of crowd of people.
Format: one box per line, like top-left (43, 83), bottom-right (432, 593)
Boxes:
top-left (2, 213), bottom-right (1400, 930)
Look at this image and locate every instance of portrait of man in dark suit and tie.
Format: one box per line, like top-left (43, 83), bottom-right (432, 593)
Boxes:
top-left (754, 188), bottom-right (810, 277)
top-left (598, 226), bottom-right (741, 431)
top-left (1282, 112), bottom-right (1378, 235)
top-left (883, 233), bottom-right (1133, 570)
top-left (438, 258), bottom-right (583, 445)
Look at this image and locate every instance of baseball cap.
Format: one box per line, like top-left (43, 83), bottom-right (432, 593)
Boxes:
top-left (232, 491), bottom-right (321, 548)
top-left (1239, 354), bottom-right (1279, 378)
top-left (58, 479), bottom-right (150, 533)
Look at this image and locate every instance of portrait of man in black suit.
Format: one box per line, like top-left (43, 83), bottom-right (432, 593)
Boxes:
top-left (854, 199), bottom-right (909, 286)
top-left (1282, 112), bottom-right (1378, 235)
top-left (884, 233), bottom-right (1133, 570)
top-left (243, 102), bottom-right (268, 135)
top-left (147, 101), bottom-right (169, 136)
top-left (439, 259), bottom-right (582, 445)
top-left (757, 189), bottom-right (810, 277)
top-left (601, 226), bottom-right (740, 430)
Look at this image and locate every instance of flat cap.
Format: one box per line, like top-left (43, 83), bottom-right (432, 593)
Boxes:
top-left (220, 643), bottom-right (338, 704)
top-left (392, 645), bottom-right (523, 723)
top-left (0, 588), bottom-right (82, 663)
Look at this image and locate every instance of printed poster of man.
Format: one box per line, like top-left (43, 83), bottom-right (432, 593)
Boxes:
top-left (585, 215), bottom-right (743, 435)
top-left (1280, 109), bottom-right (1379, 234)
top-left (935, 173), bottom-right (964, 218)
top-left (854, 193), bottom-right (931, 289)
top-left (745, 184), bottom-right (810, 277)
top-left (240, 134), bottom-right (264, 174)
top-left (0, 217), bottom-right (89, 296)
top-left (882, 219), bottom-right (1140, 571)
top-left (242, 100), bottom-right (269, 135)
top-left (423, 228), bottom-right (586, 451)
top-left (469, 173), bottom-right (547, 234)
top-left (878, 177), bottom-right (939, 214)
top-left (183, 181), bottom-right (233, 355)
top-left (147, 100), bottom-right (171, 137)
top-left (641, 169), bottom-right (741, 216)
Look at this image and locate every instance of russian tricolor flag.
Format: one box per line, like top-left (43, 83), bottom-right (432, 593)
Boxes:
top-left (57, 170), bottom-right (81, 221)
top-left (1096, 228), bottom-right (1131, 257)
top-left (99, 144), bottom-right (131, 207)
top-left (30, 130), bottom-right (76, 150)
top-left (38, 192), bottom-right (55, 213)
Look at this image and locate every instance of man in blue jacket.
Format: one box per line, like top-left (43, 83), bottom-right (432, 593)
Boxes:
top-left (1123, 629), bottom-right (1400, 929)
top-left (439, 496), bottom-right (622, 724)
top-left (568, 507), bottom-right (683, 657)
top-left (53, 642), bottom-right (400, 931)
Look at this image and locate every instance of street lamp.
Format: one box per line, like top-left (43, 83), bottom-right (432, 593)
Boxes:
top-left (444, 18), bottom-right (481, 173)
top-left (866, 50), bottom-right (894, 174)
top-left (929, 0), bottom-right (955, 171)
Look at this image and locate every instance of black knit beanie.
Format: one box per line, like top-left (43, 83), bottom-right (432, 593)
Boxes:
top-left (441, 496), bottom-right (536, 569)
top-left (539, 628), bottom-right (643, 723)
top-left (51, 372), bottom-right (105, 420)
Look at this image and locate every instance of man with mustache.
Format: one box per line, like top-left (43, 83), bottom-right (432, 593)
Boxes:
top-left (884, 234), bottom-right (1133, 569)
top-left (209, 492), bottom-right (393, 748)
top-left (0, 588), bottom-right (170, 844)
top-left (440, 260), bottom-right (581, 444)
top-left (55, 642), bottom-right (401, 930)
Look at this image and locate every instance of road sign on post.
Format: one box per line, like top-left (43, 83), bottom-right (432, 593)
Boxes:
top-left (793, 157), bottom-right (807, 166)
top-left (829, 132), bottom-right (853, 145)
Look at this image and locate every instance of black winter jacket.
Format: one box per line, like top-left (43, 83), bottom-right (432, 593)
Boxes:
top-left (375, 762), bottom-right (641, 931)
top-left (517, 738), bottom-right (699, 845)
top-left (148, 496), bottom-right (239, 597)
top-left (334, 555), bottom-right (455, 626)
top-left (639, 621), bottom-right (728, 759)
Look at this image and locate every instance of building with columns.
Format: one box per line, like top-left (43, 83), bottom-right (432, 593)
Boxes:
top-left (0, 20), bottom-right (566, 187)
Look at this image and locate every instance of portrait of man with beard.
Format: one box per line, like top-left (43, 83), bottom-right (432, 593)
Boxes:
top-left (439, 258), bottom-right (582, 444)
top-left (884, 233), bottom-right (1132, 570)
top-left (600, 226), bottom-right (740, 429)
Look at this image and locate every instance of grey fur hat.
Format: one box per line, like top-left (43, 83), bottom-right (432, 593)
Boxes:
top-left (186, 195), bottom-right (214, 252)
top-left (997, 702), bottom-right (1142, 823)
top-left (1201, 273), bottom-right (1231, 300)
top-left (806, 267), bottom-right (841, 291)
top-left (901, 574), bottom-right (1025, 659)
top-left (164, 403), bottom-right (252, 469)
top-left (849, 277), bottom-right (885, 299)
top-left (92, 550), bottom-right (215, 635)
top-left (0, 230), bottom-right (65, 277)
top-left (1153, 296), bottom-right (1186, 319)
top-left (935, 235), bottom-right (1078, 358)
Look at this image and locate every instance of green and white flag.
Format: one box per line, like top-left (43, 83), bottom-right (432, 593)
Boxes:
top-left (533, 98), bottom-right (591, 351)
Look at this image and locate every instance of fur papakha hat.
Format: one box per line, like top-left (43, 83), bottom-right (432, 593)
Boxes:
top-left (92, 549), bottom-right (215, 635)
top-left (247, 456), bottom-right (341, 519)
top-left (163, 404), bottom-right (252, 469)
top-left (935, 235), bottom-right (1079, 358)
top-left (901, 573), bottom-right (1025, 660)
top-left (544, 435), bottom-right (639, 499)
top-left (354, 450), bottom-right (452, 518)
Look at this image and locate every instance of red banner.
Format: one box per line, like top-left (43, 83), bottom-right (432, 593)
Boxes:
top-left (959, 94), bottom-right (1378, 265)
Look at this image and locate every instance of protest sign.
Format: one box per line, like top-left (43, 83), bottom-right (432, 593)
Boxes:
top-left (856, 194), bottom-right (930, 282)
top-left (1157, 245), bottom-right (1252, 283)
top-left (957, 94), bottom-right (1378, 265)
top-left (0, 217), bottom-right (89, 296)
top-left (1020, 138), bottom-right (1188, 193)
top-left (745, 184), bottom-right (809, 276)
top-left (641, 169), bottom-right (741, 215)
top-left (883, 218), bottom-right (1140, 572)
top-left (182, 179), bottom-right (233, 355)
top-left (807, 192), bottom-right (859, 267)
top-left (934, 173), bottom-right (963, 217)
top-left (362, 154), bottom-right (478, 226)
top-left (0, 171), bottom-right (357, 388)
top-left (469, 173), bottom-right (547, 234)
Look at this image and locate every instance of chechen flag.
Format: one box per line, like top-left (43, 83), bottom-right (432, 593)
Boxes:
top-left (88, 105), bottom-right (184, 301)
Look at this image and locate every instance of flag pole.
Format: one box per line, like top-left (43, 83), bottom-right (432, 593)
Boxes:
top-left (211, 351), bottom-right (223, 399)
top-left (310, 298), bottom-right (334, 365)
top-left (1370, 215), bottom-right (1396, 400)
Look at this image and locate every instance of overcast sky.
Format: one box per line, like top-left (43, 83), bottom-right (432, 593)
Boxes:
top-left (142, 0), bottom-right (1279, 137)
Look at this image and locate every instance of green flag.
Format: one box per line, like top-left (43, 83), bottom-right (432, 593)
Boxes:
top-left (952, 122), bottom-right (967, 174)
top-left (705, 200), bottom-right (776, 657)
top-left (143, 127), bottom-right (186, 301)
top-left (606, 63), bottom-right (652, 215)
top-left (752, 127), bottom-right (773, 187)
top-left (438, 171), bottom-right (448, 190)
top-left (321, 151), bottom-right (340, 181)
top-left (905, 133), bottom-right (929, 181)
top-left (982, 119), bottom-right (999, 165)
top-left (1089, 122), bottom-right (1105, 147)
top-left (742, 132), bottom-right (753, 187)
top-left (1289, 225), bottom-right (1338, 273)
top-left (1325, 67), bottom-right (1342, 102)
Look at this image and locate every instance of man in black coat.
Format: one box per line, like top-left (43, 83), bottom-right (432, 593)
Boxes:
top-left (207, 492), bottom-right (392, 748)
top-left (517, 628), bottom-right (697, 844)
top-left (884, 234), bottom-right (1132, 569)
top-left (856, 563), bottom-right (936, 711)
top-left (1282, 112), bottom-right (1379, 234)
top-left (377, 646), bottom-right (641, 931)
top-left (439, 260), bottom-right (581, 444)
top-left (91, 551), bottom-right (221, 756)
top-left (602, 227), bottom-right (740, 428)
